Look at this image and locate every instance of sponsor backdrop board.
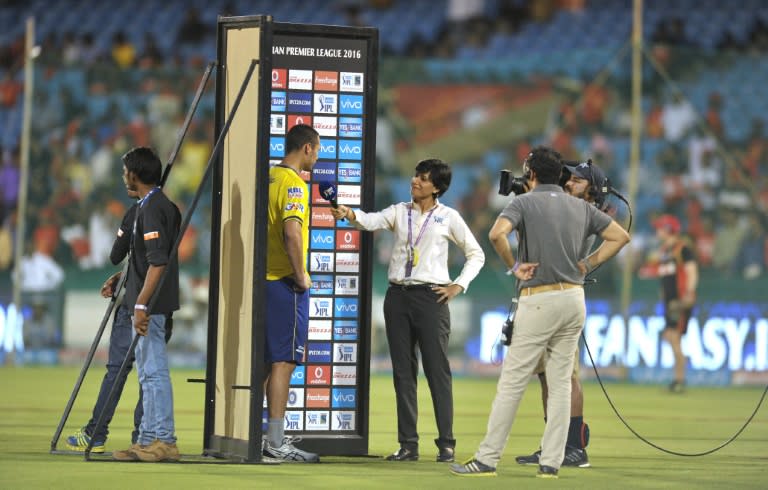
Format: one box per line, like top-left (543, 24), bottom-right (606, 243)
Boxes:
top-left (208, 16), bottom-right (378, 461)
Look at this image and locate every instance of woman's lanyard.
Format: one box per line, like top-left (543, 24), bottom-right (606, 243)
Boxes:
top-left (405, 203), bottom-right (436, 278)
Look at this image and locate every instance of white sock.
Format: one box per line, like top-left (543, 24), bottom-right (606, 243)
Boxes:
top-left (267, 418), bottom-right (284, 447)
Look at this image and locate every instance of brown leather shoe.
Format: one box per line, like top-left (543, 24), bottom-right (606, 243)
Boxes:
top-left (132, 439), bottom-right (181, 462)
top-left (113, 444), bottom-right (140, 461)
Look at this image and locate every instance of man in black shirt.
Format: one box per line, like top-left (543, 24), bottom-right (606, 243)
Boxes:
top-left (112, 147), bottom-right (181, 462)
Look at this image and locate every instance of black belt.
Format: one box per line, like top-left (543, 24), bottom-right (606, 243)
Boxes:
top-left (389, 282), bottom-right (444, 291)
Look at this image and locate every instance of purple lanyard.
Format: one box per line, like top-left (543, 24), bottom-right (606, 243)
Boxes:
top-left (405, 203), bottom-right (436, 277)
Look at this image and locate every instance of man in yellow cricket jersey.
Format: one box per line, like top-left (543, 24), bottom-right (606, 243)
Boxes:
top-left (263, 124), bottom-right (320, 462)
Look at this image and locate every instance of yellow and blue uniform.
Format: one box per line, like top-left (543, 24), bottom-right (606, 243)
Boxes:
top-left (265, 164), bottom-right (310, 363)
top-left (267, 165), bottom-right (310, 280)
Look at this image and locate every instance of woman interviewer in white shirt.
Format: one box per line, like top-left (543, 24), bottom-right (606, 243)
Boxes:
top-left (331, 158), bottom-right (485, 463)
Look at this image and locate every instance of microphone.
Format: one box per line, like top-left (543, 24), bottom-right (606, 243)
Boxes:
top-left (318, 181), bottom-right (338, 208)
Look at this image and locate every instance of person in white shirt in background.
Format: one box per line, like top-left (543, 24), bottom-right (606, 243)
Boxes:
top-left (331, 158), bottom-right (485, 464)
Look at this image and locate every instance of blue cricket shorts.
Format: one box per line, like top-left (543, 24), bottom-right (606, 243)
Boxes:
top-left (265, 277), bottom-right (309, 364)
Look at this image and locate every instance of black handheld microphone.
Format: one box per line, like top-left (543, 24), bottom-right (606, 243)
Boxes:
top-left (318, 180), bottom-right (338, 208)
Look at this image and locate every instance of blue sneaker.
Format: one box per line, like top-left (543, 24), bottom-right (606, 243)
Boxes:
top-left (449, 458), bottom-right (497, 477)
top-left (66, 427), bottom-right (105, 453)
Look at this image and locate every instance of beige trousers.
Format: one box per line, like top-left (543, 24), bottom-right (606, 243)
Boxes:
top-left (475, 287), bottom-right (585, 469)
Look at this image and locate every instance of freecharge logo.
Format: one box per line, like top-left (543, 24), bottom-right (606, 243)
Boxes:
top-left (306, 388), bottom-right (330, 408)
top-left (312, 207), bottom-right (336, 228)
top-left (314, 71), bottom-right (338, 91)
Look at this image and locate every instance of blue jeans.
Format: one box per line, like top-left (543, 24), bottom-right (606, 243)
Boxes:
top-left (86, 306), bottom-right (172, 443)
top-left (134, 314), bottom-right (176, 445)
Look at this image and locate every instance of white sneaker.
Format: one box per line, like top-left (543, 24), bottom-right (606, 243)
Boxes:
top-left (263, 436), bottom-right (319, 463)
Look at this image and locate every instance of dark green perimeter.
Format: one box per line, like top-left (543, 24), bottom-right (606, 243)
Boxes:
top-left (1, 367), bottom-right (766, 489)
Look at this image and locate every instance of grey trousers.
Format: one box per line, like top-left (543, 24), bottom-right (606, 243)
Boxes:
top-left (475, 287), bottom-right (585, 469)
top-left (383, 285), bottom-right (455, 451)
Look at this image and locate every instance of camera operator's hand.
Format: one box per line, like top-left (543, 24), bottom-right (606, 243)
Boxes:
top-left (513, 262), bottom-right (538, 280)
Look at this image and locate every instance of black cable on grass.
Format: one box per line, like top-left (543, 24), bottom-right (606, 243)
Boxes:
top-left (584, 335), bottom-right (768, 456)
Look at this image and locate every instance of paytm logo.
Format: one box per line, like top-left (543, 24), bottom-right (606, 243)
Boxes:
top-left (338, 140), bottom-right (362, 161)
top-left (311, 275), bottom-right (334, 295)
top-left (310, 252), bottom-right (334, 272)
top-left (307, 342), bottom-right (332, 362)
top-left (338, 117), bottom-right (363, 138)
top-left (290, 365), bottom-right (305, 386)
top-left (314, 93), bottom-right (338, 114)
top-left (333, 320), bottom-right (358, 341)
top-left (312, 161), bottom-right (336, 180)
top-left (333, 411), bottom-right (355, 430)
top-left (269, 137), bottom-right (285, 158)
top-left (271, 91), bottom-right (286, 112)
top-left (310, 298), bottom-right (333, 319)
top-left (311, 229), bottom-right (334, 250)
top-left (339, 95), bottom-right (363, 115)
top-left (287, 92), bottom-right (312, 113)
top-left (334, 342), bottom-right (358, 363)
top-left (338, 163), bottom-right (362, 183)
top-left (318, 139), bottom-right (337, 159)
top-left (332, 388), bottom-right (356, 408)
top-left (335, 298), bottom-right (358, 318)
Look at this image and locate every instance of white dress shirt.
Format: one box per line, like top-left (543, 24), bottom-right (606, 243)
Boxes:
top-left (351, 200), bottom-right (485, 291)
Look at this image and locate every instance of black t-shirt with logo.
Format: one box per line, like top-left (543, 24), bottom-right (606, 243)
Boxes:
top-left (125, 190), bottom-right (181, 314)
top-left (658, 243), bottom-right (695, 301)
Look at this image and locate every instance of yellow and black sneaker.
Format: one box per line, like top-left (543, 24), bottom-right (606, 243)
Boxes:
top-left (66, 427), bottom-right (105, 454)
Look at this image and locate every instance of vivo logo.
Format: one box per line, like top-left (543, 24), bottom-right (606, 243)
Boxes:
top-left (339, 95), bottom-right (363, 115)
top-left (336, 304), bottom-right (357, 313)
top-left (338, 140), bottom-right (362, 160)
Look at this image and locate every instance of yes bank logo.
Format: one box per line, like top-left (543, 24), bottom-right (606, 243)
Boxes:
top-left (332, 388), bottom-right (356, 408)
top-left (335, 298), bottom-right (358, 318)
top-left (269, 137), bottom-right (285, 157)
top-left (271, 91), bottom-right (286, 111)
top-left (318, 139), bottom-right (337, 159)
top-left (338, 163), bottom-right (361, 183)
top-left (338, 117), bottom-right (362, 138)
top-left (338, 140), bottom-right (362, 160)
top-left (334, 320), bottom-right (358, 341)
top-left (290, 365), bottom-right (305, 386)
top-left (311, 230), bottom-right (334, 250)
top-left (339, 95), bottom-right (363, 115)
top-left (311, 275), bottom-right (334, 295)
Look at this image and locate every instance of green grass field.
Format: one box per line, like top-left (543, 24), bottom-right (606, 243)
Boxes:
top-left (1, 366), bottom-right (767, 489)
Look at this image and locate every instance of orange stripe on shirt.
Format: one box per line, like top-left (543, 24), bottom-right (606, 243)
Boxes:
top-left (143, 231), bottom-right (160, 240)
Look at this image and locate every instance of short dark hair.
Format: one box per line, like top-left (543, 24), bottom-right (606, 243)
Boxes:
top-left (122, 147), bottom-right (162, 185)
top-left (415, 158), bottom-right (452, 197)
top-left (524, 146), bottom-right (562, 185)
top-left (285, 124), bottom-right (319, 154)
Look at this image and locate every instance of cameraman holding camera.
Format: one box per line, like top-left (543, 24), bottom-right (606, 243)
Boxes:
top-left (450, 146), bottom-right (630, 479)
top-left (516, 159), bottom-right (612, 469)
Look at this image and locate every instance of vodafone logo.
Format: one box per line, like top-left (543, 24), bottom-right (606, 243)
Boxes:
top-left (336, 230), bottom-right (360, 251)
top-left (288, 115), bottom-right (312, 131)
top-left (271, 69), bottom-right (287, 89)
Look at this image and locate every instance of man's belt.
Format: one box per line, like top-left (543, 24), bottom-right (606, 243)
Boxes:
top-left (389, 282), bottom-right (444, 291)
top-left (519, 282), bottom-right (582, 296)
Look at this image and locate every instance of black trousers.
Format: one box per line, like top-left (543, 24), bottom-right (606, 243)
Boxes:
top-left (383, 284), bottom-right (455, 452)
